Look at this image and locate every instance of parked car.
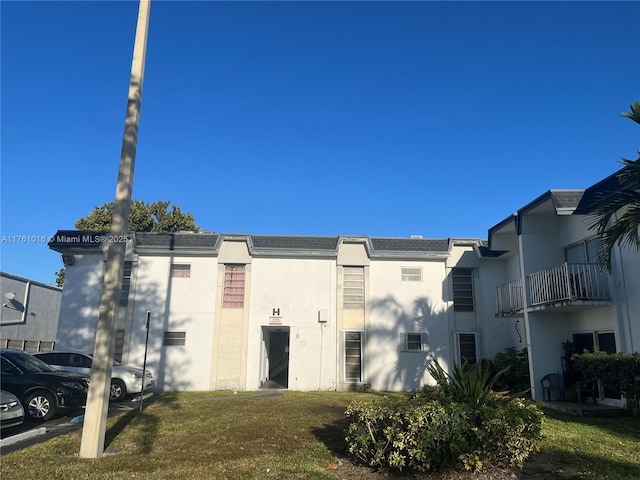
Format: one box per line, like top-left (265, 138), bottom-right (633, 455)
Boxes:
top-left (0, 389), bottom-right (25, 429)
top-left (33, 351), bottom-right (154, 402)
top-left (0, 349), bottom-right (89, 422)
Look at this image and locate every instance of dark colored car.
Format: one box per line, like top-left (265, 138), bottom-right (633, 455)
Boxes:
top-left (0, 349), bottom-right (89, 422)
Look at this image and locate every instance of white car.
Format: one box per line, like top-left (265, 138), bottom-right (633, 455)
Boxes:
top-left (1, 389), bottom-right (25, 428)
top-left (33, 351), bottom-right (154, 402)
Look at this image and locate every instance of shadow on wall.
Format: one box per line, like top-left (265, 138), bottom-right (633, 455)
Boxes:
top-left (130, 258), bottom-right (193, 393)
top-left (368, 295), bottom-right (447, 391)
top-left (56, 256), bottom-right (193, 393)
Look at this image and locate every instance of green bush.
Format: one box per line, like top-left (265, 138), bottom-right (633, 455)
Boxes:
top-left (487, 347), bottom-right (531, 393)
top-left (344, 394), bottom-right (543, 473)
top-left (427, 358), bottom-right (509, 408)
top-left (573, 351), bottom-right (640, 413)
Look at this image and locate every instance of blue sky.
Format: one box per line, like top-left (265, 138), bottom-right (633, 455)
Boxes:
top-left (2, 1), bottom-right (639, 285)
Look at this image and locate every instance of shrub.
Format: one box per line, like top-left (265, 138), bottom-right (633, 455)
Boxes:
top-left (573, 351), bottom-right (640, 413)
top-left (488, 347), bottom-right (530, 393)
top-left (427, 358), bottom-right (510, 408)
top-left (344, 394), bottom-right (543, 473)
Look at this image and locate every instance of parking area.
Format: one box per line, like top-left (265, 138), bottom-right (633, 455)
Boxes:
top-left (0, 393), bottom-right (153, 456)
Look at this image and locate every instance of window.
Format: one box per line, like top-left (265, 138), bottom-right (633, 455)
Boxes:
top-left (170, 264), bottom-right (191, 278)
top-left (223, 265), bottom-right (245, 308)
top-left (457, 332), bottom-right (478, 364)
top-left (452, 268), bottom-right (474, 312)
top-left (114, 329), bottom-right (125, 363)
top-left (119, 261), bottom-right (133, 307)
top-left (344, 331), bottom-right (363, 383)
top-left (572, 331), bottom-right (616, 355)
top-left (70, 353), bottom-right (92, 368)
top-left (402, 333), bottom-right (426, 352)
top-left (565, 238), bottom-right (602, 264)
top-left (343, 267), bottom-right (364, 309)
top-left (163, 331), bottom-right (186, 346)
top-left (401, 267), bottom-right (422, 282)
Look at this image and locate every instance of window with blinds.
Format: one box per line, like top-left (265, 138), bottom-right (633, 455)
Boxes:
top-left (343, 266), bottom-right (364, 309)
top-left (457, 332), bottom-right (478, 364)
top-left (344, 331), bottom-right (363, 383)
top-left (401, 333), bottom-right (427, 352)
top-left (119, 261), bottom-right (133, 307)
top-left (223, 264), bottom-right (245, 308)
top-left (170, 264), bottom-right (191, 278)
top-left (163, 331), bottom-right (186, 347)
top-left (452, 267), bottom-right (474, 312)
top-left (401, 267), bottom-right (422, 282)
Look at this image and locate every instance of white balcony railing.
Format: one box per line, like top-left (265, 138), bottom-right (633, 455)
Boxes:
top-left (496, 263), bottom-right (611, 315)
top-left (496, 278), bottom-right (524, 315)
top-left (529, 262), bottom-right (610, 306)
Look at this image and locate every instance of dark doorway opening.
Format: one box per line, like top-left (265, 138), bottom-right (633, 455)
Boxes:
top-left (262, 327), bottom-right (289, 389)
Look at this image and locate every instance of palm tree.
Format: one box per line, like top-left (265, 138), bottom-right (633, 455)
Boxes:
top-left (589, 102), bottom-right (640, 271)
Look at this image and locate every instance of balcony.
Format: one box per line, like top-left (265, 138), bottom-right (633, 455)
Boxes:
top-left (496, 278), bottom-right (524, 317)
top-left (496, 263), bottom-right (611, 316)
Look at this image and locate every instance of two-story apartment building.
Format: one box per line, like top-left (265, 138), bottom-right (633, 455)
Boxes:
top-left (489, 170), bottom-right (639, 404)
top-left (48, 168), bottom-right (638, 400)
top-left (48, 233), bottom-right (519, 393)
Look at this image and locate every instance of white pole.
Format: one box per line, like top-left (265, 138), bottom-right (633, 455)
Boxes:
top-left (80, 0), bottom-right (151, 459)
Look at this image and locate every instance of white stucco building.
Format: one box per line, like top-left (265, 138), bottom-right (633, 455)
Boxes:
top-left (49, 232), bottom-right (519, 393)
top-left (48, 168), bottom-right (639, 400)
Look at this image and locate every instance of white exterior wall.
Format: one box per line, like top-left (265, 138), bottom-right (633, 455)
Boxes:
top-left (246, 257), bottom-right (337, 391)
top-left (367, 259), bottom-right (450, 391)
top-left (55, 253), bottom-right (105, 351)
top-left (477, 260), bottom-right (525, 356)
top-left (129, 255), bottom-right (217, 391)
top-left (610, 244), bottom-right (640, 354)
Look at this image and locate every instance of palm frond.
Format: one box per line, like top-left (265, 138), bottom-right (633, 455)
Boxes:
top-left (621, 101), bottom-right (640, 125)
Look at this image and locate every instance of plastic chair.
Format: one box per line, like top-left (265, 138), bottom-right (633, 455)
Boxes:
top-left (540, 373), bottom-right (564, 401)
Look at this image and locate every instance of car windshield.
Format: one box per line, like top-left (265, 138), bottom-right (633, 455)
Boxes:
top-left (11, 351), bottom-right (58, 373)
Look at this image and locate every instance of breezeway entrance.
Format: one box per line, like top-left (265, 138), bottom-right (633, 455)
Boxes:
top-left (260, 327), bottom-right (289, 389)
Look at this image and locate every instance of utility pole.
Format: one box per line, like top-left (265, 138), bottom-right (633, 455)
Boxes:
top-left (80, 0), bottom-right (151, 459)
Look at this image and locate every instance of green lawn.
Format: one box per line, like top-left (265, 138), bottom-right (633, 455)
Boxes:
top-left (1, 391), bottom-right (639, 480)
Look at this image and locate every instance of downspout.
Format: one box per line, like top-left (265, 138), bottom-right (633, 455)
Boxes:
top-left (516, 215), bottom-right (537, 399)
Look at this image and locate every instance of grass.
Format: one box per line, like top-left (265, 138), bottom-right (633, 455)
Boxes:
top-left (1, 391), bottom-right (639, 480)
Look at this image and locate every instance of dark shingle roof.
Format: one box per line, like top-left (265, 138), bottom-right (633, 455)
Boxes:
top-left (49, 230), bottom-right (481, 257)
top-left (371, 238), bottom-right (449, 252)
top-left (251, 235), bottom-right (339, 251)
top-left (574, 168), bottom-right (624, 215)
top-left (134, 232), bottom-right (218, 249)
top-left (550, 191), bottom-right (585, 210)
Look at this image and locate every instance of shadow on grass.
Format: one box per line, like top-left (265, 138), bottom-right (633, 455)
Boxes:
top-left (517, 448), bottom-right (640, 479)
top-left (542, 407), bottom-right (640, 439)
top-left (307, 398), bottom-right (353, 457)
top-left (103, 392), bottom-right (181, 453)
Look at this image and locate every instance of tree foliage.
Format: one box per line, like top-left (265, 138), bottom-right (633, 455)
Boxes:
top-left (589, 102), bottom-right (640, 271)
top-left (56, 200), bottom-right (202, 286)
top-left (74, 200), bottom-right (200, 233)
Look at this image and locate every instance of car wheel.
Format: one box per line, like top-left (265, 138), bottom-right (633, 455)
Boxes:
top-left (110, 379), bottom-right (127, 402)
top-left (24, 390), bottom-right (56, 422)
